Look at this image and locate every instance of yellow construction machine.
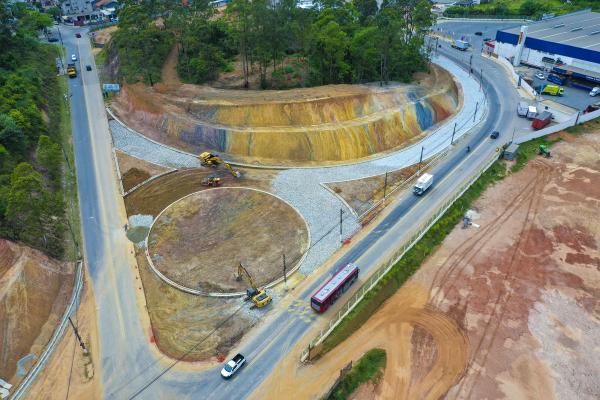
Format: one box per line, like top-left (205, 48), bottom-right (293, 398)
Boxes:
top-left (237, 263), bottom-right (272, 308)
top-left (198, 152), bottom-right (241, 178)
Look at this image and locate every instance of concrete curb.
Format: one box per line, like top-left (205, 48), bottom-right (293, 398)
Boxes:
top-left (123, 168), bottom-right (179, 197)
top-left (144, 187), bottom-right (311, 297)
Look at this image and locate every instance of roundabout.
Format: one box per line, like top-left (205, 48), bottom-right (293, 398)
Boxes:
top-left (146, 187), bottom-right (309, 295)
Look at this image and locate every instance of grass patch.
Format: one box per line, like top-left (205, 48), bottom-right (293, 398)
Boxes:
top-left (510, 136), bottom-right (560, 173)
top-left (319, 159), bottom-right (507, 355)
top-left (57, 76), bottom-right (82, 261)
top-left (566, 117), bottom-right (600, 136)
top-left (326, 348), bottom-right (387, 400)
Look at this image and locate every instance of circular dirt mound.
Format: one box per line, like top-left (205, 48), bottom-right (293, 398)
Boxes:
top-left (147, 187), bottom-right (309, 294)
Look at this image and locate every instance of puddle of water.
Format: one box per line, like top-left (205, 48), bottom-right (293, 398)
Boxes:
top-left (16, 353), bottom-right (37, 377)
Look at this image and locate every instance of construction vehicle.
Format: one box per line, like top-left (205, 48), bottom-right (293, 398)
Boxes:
top-left (198, 152), bottom-right (241, 178)
top-left (201, 176), bottom-right (221, 187)
top-left (236, 263), bottom-right (272, 308)
top-left (67, 63), bottom-right (77, 78)
top-left (538, 144), bottom-right (551, 158)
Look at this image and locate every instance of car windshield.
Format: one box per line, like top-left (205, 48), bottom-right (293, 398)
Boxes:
top-left (223, 364), bottom-right (233, 372)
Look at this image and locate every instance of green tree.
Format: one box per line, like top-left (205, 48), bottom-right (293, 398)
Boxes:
top-left (36, 135), bottom-right (63, 186)
top-left (309, 15), bottom-right (350, 84)
top-left (353, 0), bottom-right (378, 24)
top-left (0, 114), bottom-right (26, 153)
top-left (350, 26), bottom-right (379, 82)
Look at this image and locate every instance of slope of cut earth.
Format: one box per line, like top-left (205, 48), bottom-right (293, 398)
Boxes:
top-left (111, 65), bottom-right (459, 166)
top-left (0, 240), bottom-right (75, 384)
top-left (253, 130), bottom-right (600, 400)
top-left (147, 187), bottom-right (309, 293)
top-left (115, 150), bottom-right (172, 192)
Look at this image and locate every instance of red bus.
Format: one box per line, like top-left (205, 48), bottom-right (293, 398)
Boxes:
top-left (311, 263), bottom-right (359, 313)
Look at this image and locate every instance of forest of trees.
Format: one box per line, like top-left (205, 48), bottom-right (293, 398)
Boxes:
top-left (0, 0), bottom-right (69, 258)
top-left (111, 0), bottom-right (435, 89)
top-left (444, 0), bottom-right (600, 19)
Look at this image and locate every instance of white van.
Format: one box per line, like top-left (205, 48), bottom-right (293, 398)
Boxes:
top-left (590, 87), bottom-right (600, 97)
top-left (517, 101), bottom-right (528, 117)
top-left (527, 106), bottom-right (538, 119)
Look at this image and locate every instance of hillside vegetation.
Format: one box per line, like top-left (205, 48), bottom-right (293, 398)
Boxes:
top-left (444, 0), bottom-right (599, 19)
top-left (109, 0), bottom-right (434, 89)
top-left (0, 0), bottom-right (73, 259)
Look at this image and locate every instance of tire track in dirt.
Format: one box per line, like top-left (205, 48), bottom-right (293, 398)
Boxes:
top-left (442, 161), bottom-right (552, 399)
top-left (427, 172), bottom-right (539, 302)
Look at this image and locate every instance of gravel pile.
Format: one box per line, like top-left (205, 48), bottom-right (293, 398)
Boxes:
top-left (109, 120), bottom-right (199, 169)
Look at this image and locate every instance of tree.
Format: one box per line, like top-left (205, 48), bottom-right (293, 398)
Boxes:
top-left (48, 6), bottom-right (62, 20)
top-left (36, 135), bottom-right (63, 186)
top-left (519, 0), bottom-right (546, 16)
top-left (0, 114), bottom-right (26, 154)
top-left (309, 16), bottom-right (350, 84)
top-left (353, 0), bottom-right (378, 24)
top-left (350, 26), bottom-right (379, 82)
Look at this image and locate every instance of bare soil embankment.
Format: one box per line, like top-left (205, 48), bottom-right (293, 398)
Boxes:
top-left (111, 65), bottom-right (459, 166)
top-left (252, 130), bottom-right (600, 399)
top-left (0, 240), bottom-right (75, 385)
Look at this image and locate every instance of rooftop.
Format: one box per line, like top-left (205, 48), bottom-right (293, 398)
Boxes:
top-left (502, 9), bottom-right (600, 52)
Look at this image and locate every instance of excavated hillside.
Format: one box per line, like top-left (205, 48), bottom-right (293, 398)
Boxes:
top-left (0, 240), bottom-right (75, 384)
top-left (111, 65), bottom-right (459, 166)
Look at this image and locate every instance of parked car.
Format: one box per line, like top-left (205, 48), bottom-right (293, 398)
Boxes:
top-left (484, 37), bottom-right (492, 41)
top-left (75, 33), bottom-right (81, 38)
top-left (221, 354), bottom-right (246, 379)
top-left (547, 74), bottom-right (566, 85)
top-left (517, 101), bottom-right (529, 117)
top-left (48, 37), bottom-right (58, 42)
top-left (490, 131), bottom-right (500, 139)
top-left (535, 72), bottom-right (545, 80)
top-left (475, 31), bottom-right (483, 36)
top-left (589, 87), bottom-right (600, 97)
top-left (86, 65), bottom-right (92, 71)
top-left (71, 54), bottom-right (77, 61)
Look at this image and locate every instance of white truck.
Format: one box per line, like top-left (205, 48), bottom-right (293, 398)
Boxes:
top-left (451, 40), bottom-right (469, 51)
top-left (517, 101), bottom-right (528, 117)
top-left (413, 173), bottom-right (433, 196)
top-left (526, 105), bottom-right (538, 119)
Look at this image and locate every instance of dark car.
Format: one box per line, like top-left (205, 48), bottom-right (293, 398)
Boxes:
top-left (484, 37), bottom-right (492, 41)
top-left (490, 131), bottom-right (500, 139)
top-left (86, 65), bottom-right (92, 71)
top-left (475, 31), bottom-right (483, 36)
top-left (75, 33), bottom-right (81, 38)
top-left (48, 37), bottom-right (58, 42)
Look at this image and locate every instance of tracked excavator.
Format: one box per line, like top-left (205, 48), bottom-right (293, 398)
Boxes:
top-left (198, 152), bottom-right (241, 178)
top-left (236, 263), bottom-right (272, 308)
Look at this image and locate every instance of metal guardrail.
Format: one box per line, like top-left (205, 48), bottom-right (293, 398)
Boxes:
top-left (300, 149), bottom-right (500, 362)
top-left (10, 260), bottom-right (84, 399)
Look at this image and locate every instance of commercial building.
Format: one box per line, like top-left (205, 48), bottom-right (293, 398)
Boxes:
top-left (494, 9), bottom-right (600, 85)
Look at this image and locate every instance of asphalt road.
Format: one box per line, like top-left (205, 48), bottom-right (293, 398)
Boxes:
top-left (58, 22), bottom-right (521, 399)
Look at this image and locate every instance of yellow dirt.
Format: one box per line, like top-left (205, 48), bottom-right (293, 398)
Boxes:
top-left (251, 285), bottom-right (468, 400)
top-left (92, 26), bottom-right (117, 45)
top-left (160, 44), bottom-right (182, 87)
top-left (111, 65), bottom-right (459, 166)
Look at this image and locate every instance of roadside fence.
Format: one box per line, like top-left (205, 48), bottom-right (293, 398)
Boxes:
top-left (300, 147), bottom-right (501, 362)
top-left (10, 261), bottom-right (84, 399)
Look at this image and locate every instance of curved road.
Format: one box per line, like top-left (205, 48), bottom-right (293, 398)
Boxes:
top-left (59, 22), bottom-right (522, 399)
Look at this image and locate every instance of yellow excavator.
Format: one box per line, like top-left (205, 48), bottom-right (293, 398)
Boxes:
top-left (198, 152), bottom-right (241, 178)
top-left (237, 263), bottom-right (272, 308)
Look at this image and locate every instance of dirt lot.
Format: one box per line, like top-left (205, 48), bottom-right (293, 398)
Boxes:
top-left (0, 240), bottom-right (75, 385)
top-left (252, 131), bottom-right (600, 399)
top-left (115, 150), bottom-right (171, 192)
top-left (136, 251), bottom-right (254, 360)
top-left (147, 187), bottom-right (309, 293)
top-left (124, 166), bottom-right (275, 217)
top-left (26, 271), bottom-right (102, 400)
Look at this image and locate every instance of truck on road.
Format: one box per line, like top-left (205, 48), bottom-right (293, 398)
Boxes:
top-left (413, 173), bottom-right (433, 196)
top-left (451, 40), bottom-right (469, 51)
top-left (221, 354), bottom-right (246, 379)
top-left (67, 63), bottom-right (77, 78)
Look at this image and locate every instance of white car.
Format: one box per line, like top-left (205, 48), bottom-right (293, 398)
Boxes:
top-left (535, 72), bottom-right (545, 80)
top-left (590, 87), bottom-right (600, 97)
top-left (71, 54), bottom-right (77, 61)
top-left (220, 353), bottom-right (245, 379)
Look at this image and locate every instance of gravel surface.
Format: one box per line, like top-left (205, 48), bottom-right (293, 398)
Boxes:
top-left (110, 55), bottom-right (486, 277)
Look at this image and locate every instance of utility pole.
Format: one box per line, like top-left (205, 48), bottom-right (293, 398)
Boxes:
top-left (282, 253), bottom-right (287, 290)
top-left (451, 122), bottom-right (457, 144)
top-left (68, 317), bottom-right (88, 354)
top-left (480, 68), bottom-right (483, 91)
top-left (339, 208), bottom-right (344, 243)
top-left (511, 127), bottom-right (516, 144)
top-left (418, 146), bottom-right (424, 174)
top-left (56, 26), bottom-right (64, 70)
top-left (473, 102), bottom-right (479, 122)
top-left (383, 171), bottom-right (388, 200)
top-left (469, 54), bottom-right (473, 75)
